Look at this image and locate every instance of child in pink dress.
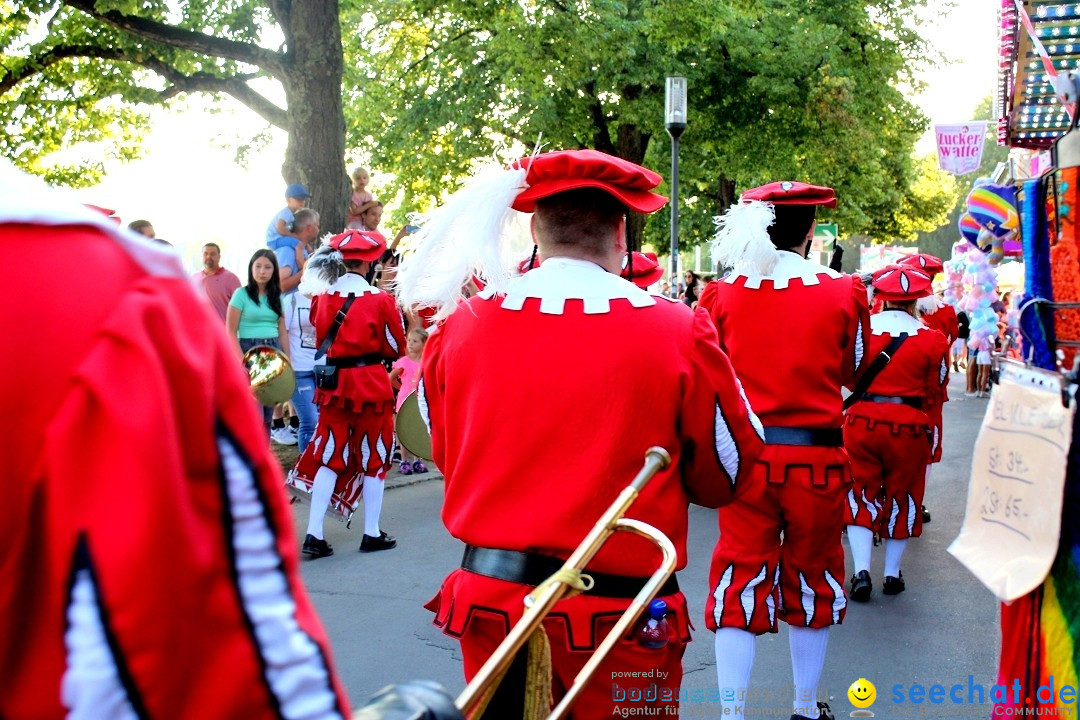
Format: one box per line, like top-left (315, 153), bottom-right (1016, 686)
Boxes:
top-left (346, 167), bottom-right (375, 229)
top-left (389, 326), bottom-right (429, 474)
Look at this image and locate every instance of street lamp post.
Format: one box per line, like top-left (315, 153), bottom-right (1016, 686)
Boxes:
top-left (666, 77), bottom-right (687, 298)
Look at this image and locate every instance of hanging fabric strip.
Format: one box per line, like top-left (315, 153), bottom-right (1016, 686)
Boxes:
top-left (1021, 177), bottom-right (1057, 370)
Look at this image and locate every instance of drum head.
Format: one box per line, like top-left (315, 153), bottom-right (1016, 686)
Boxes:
top-left (396, 391), bottom-right (433, 461)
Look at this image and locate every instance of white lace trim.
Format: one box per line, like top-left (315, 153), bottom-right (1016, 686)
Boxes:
top-left (870, 309), bottom-right (928, 336)
top-left (481, 256), bottom-right (656, 315)
top-left (714, 402), bottom-right (741, 483)
top-left (711, 564), bottom-right (734, 627)
top-left (218, 435), bottom-right (343, 720)
top-left (326, 273), bottom-right (380, 297)
top-left (740, 564), bottom-right (769, 627)
top-left (799, 572), bottom-right (816, 627)
top-left (723, 251), bottom-right (842, 290)
top-left (417, 379), bottom-right (432, 435)
top-left (825, 570), bottom-right (846, 622)
top-left (62, 569), bottom-right (139, 720)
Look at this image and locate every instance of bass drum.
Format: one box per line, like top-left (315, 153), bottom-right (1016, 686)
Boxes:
top-left (396, 390), bottom-right (433, 461)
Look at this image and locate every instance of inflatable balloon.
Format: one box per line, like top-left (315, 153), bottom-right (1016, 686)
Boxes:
top-left (958, 213), bottom-right (982, 245)
top-left (966, 184), bottom-right (1020, 239)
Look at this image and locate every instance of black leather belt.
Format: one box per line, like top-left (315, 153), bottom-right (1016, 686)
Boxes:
top-left (326, 354), bottom-right (384, 368)
top-left (762, 426), bottom-right (843, 447)
top-left (461, 546), bottom-right (679, 599)
top-left (859, 393), bottom-right (922, 409)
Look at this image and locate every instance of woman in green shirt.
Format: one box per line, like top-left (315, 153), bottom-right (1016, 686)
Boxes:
top-left (226, 249), bottom-right (290, 435)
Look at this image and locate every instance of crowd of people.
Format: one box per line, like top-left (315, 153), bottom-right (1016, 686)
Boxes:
top-left (3, 149), bottom-right (965, 720)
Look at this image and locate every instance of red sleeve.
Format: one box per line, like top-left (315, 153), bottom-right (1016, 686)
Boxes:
top-left (679, 308), bottom-right (766, 507)
top-left (845, 276), bottom-right (872, 388)
top-left (696, 280), bottom-right (727, 352)
top-left (382, 293), bottom-right (406, 359)
top-left (925, 331), bottom-right (950, 406)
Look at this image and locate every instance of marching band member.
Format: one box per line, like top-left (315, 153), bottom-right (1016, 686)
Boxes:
top-left (0, 162), bottom-right (463, 720)
top-left (397, 148), bottom-right (765, 718)
top-left (899, 252), bottom-right (957, 524)
top-left (699, 181), bottom-right (871, 720)
top-left (845, 264), bottom-right (949, 600)
top-left (287, 229), bottom-right (406, 557)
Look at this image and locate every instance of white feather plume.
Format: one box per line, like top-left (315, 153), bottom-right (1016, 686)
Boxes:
top-left (298, 241), bottom-right (346, 297)
top-left (395, 158), bottom-right (530, 321)
top-left (915, 293), bottom-right (943, 315)
top-left (711, 201), bottom-right (779, 276)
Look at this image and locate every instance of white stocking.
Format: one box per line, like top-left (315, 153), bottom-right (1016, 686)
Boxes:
top-left (305, 466), bottom-right (337, 540)
top-left (846, 525), bottom-right (874, 574)
top-left (362, 475), bottom-right (385, 537)
top-left (884, 538), bottom-right (908, 578)
top-left (714, 628), bottom-right (755, 716)
top-left (789, 625), bottom-right (829, 718)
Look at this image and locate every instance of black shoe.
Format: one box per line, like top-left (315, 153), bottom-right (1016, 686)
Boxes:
top-left (849, 570), bottom-right (872, 602)
top-left (791, 702), bottom-right (835, 720)
top-left (921, 505), bottom-right (931, 524)
top-left (301, 534), bottom-right (333, 559)
top-left (883, 573), bottom-right (906, 595)
top-left (360, 531), bottom-right (397, 553)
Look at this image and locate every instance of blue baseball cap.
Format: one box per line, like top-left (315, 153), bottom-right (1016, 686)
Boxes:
top-left (285, 183), bottom-right (310, 199)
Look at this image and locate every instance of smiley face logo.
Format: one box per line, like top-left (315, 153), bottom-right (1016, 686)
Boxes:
top-left (848, 678), bottom-right (876, 709)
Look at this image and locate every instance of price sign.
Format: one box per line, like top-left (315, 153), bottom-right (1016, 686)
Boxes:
top-left (949, 365), bottom-right (1074, 602)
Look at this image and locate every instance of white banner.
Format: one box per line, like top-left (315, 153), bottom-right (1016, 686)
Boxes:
top-left (935, 122), bottom-right (988, 176)
top-left (948, 363), bottom-right (1074, 602)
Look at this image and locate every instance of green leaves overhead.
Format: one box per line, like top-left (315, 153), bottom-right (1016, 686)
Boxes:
top-left (345, 0), bottom-right (945, 247)
top-left (2, 0), bottom-right (283, 187)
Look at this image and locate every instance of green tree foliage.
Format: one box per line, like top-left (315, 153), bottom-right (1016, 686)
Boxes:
top-left (346, 0), bottom-right (941, 251)
top-left (1, 1), bottom-right (350, 230)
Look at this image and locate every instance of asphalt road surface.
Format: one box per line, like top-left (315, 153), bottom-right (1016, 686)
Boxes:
top-left (291, 372), bottom-right (1000, 718)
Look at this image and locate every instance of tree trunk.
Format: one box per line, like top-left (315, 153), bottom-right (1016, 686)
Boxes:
top-left (716, 174), bottom-right (737, 217)
top-left (617, 123), bottom-right (650, 251)
top-left (281, 1), bottom-right (349, 235)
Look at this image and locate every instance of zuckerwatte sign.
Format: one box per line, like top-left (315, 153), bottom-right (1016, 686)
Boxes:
top-left (935, 122), bottom-right (988, 176)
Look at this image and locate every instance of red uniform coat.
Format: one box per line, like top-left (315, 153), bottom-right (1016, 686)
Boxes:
top-left (698, 252), bottom-right (871, 633)
top-left (421, 257), bottom-right (765, 713)
top-left (0, 189), bottom-right (349, 718)
top-left (844, 310), bottom-right (949, 538)
top-left (309, 273), bottom-right (404, 414)
top-left (919, 303), bottom-right (957, 462)
top-left (921, 302), bottom-right (959, 345)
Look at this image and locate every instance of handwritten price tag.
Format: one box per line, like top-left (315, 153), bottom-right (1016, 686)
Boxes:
top-left (949, 372), bottom-right (1073, 602)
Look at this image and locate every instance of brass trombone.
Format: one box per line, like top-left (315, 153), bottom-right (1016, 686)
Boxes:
top-left (242, 345), bottom-right (295, 407)
top-left (455, 447), bottom-right (677, 720)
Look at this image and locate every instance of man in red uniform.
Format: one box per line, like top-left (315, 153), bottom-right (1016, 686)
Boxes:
top-left (900, 252), bottom-right (957, 524)
top-left (845, 264), bottom-right (949, 600)
top-left (698, 181), bottom-right (871, 720)
top-left (288, 229), bottom-right (406, 557)
top-left (401, 149), bottom-right (765, 718)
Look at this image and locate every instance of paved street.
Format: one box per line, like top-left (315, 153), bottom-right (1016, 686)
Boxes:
top-left (291, 372), bottom-right (1000, 718)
